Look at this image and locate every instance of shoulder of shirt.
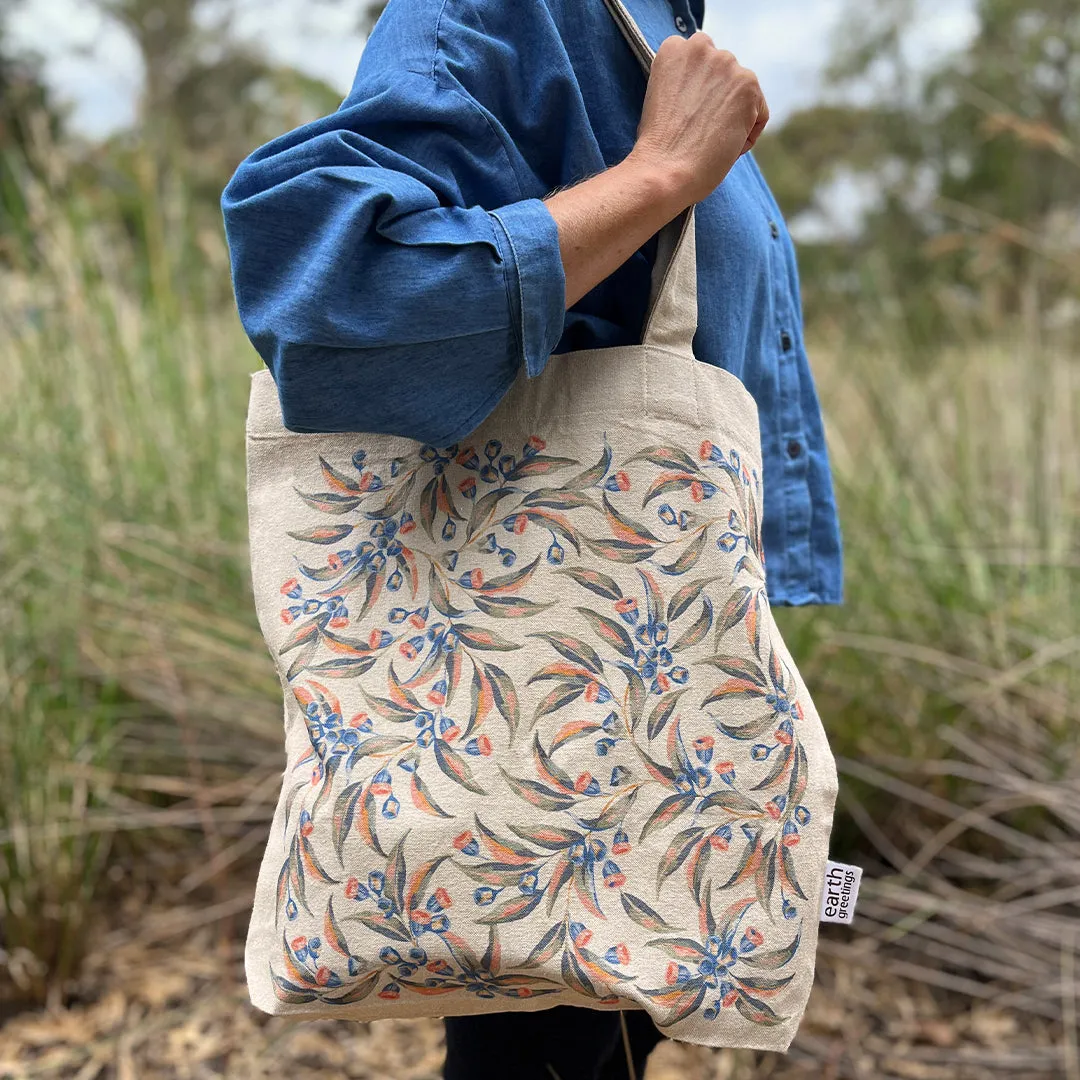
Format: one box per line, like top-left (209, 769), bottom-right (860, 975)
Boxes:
top-left (356, 0), bottom-right (569, 89)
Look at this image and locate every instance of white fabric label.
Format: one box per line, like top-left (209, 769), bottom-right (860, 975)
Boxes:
top-left (820, 860), bottom-right (862, 924)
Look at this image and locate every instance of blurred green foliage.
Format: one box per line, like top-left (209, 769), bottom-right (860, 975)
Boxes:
top-left (754, 0), bottom-right (1079, 346)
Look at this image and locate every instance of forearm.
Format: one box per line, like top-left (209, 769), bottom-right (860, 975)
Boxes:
top-left (544, 150), bottom-right (692, 309)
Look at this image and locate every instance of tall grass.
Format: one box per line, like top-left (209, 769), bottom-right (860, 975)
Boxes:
top-left (0, 147), bottom-right (276, 1004)
top-left (0, 137), bottom-right (1077, 1065)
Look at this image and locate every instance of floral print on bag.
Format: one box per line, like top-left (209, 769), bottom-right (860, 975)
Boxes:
top-left (262, 432), bottom-right (823, 1033)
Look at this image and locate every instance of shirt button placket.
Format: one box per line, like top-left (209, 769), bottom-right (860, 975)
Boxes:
top-left (767, 214), bottom-right (812, 596)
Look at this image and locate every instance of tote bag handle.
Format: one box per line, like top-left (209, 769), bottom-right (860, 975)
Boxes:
top-left (602, 0), bottom-right (700, 358)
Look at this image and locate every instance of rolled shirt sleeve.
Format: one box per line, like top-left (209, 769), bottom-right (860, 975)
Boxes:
top-left (222, 41), bottom-right (567, 446)
top-left (490, 199), bottom-right (567, 380)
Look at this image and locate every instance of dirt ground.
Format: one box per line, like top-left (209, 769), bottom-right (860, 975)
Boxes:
top-left (0, 898), bottom-right (1063, 1080)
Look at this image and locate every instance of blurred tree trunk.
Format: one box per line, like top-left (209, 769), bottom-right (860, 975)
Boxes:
top-left (87, 0), bottom-right (342, 186)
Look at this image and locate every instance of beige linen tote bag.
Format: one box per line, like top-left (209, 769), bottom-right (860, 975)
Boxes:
top-left (243, 0), bottom-right (838, 1051)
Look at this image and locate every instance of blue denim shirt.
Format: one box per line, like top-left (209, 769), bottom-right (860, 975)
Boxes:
top-left (221, 0), bottom-right (844, 606)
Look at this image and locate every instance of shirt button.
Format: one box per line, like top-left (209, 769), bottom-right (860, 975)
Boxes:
top-left (769, 220), bottom-right (780, 239)
top-left (787, 440), bottom-right (802, 460)
top-left (674, 15), bottom-right (688, 32)
top-left (780, 330), bottom-right (792, 352)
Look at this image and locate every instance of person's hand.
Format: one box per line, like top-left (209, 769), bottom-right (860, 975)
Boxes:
top-left (544, 32), bottom-right (769, 307)
top-left (629, 32), bottom-right (769, 206)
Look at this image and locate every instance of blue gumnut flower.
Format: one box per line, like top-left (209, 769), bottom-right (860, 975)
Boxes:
top-left (794, 805), bottom-right (811, 826)
top-left (658, 503), bottom-right (677, 526)
top-left (441, 519), bottom-right (457, 542)
top-left (782, 896), bottom-right (798, 920)
top-left (473, 886), bottom-right (500, 906)
top-left (368, 871), bottom-right (385, 894)
top-left (285, 898), bottom-right (298, 920)
top-left (379, 946), bottom-right (403, 965)
top-left (429, 913), bottom-right (450, 933)
top-left (387, 569), bottom-right (403, 591)
top-left (751, 743), bottom-right (773, 761)
top-left (382, 795), bottom-right (400, 819)
top-left (518, 871), bottom-right (539, 895)
top-left (601, 860), bottom-right (624, 887)
top-left (547, 539), bottom-right (565, 566)
top-left (352, 448), bottom-right (367, 470)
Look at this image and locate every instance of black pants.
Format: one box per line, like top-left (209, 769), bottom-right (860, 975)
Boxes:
top-left (443, 1006), bottom-right (665, 1080)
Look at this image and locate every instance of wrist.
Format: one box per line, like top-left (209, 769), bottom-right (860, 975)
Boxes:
top-left (620, 146), bottom-right (695, 220)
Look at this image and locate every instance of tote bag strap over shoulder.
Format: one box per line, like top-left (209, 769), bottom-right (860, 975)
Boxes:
top-left (602, 0), bottom-right (699, 358)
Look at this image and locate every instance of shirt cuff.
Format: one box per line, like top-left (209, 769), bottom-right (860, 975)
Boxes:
top-left (489, 198), bottom-right (566, 379)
